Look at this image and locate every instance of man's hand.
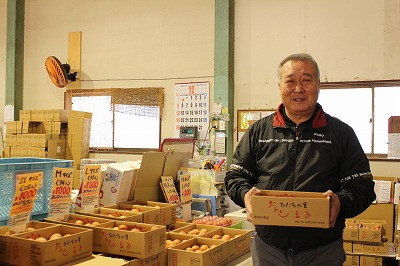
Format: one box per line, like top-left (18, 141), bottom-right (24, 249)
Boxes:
top-left (323, 190), bottom-right (341, 228)
top-left (244, 187), bottom-right (261, 222)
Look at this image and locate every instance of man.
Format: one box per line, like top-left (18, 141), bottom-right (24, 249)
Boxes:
top-left (225, 53), bottom-right (376, 266)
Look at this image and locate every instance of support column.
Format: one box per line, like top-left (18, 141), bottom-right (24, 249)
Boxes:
top-left (6, 0), bottom-right (25, 120)
top-left (214, 0), bottom-right (234, 164)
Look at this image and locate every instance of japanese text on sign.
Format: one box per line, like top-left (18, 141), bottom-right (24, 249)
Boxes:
top-left (9, 172), bottom-right (43, 226)
top-left (49, 167), bottom-right (73, 218)
top-left (160, 176), bottom-right (181, 205)
top-left (81, 164), bottom-right (102, 211)
top-left (179, 174), bottom-right (192, 205)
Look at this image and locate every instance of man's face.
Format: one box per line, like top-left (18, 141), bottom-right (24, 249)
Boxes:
top-left (279, 60), bottom-right (320, 121)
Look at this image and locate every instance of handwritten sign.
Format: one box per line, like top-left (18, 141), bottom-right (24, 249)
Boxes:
top-left (179, 174), bottom-right (192, 205)
top-left (160, 176), bottom-right (181, 205)
top-left (49, 167), bottom-right (73, 218)
top-left (252, 190), bottom-right (330, 228)
top-left (80, 164), bottom-right (102, 212)
top-left (9, 172), bottom-right (43, 227)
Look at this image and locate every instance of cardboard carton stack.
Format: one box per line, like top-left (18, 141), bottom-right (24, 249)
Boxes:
top-left (4, 109), bottom-right (69, 158)
top-left (343, 176), bottom-right (397, 266)
top-left (65, 110), bottom-right (92, 189)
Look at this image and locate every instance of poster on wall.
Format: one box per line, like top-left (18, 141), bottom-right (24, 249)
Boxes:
top-left (174, 82), bottom-right (210, 140)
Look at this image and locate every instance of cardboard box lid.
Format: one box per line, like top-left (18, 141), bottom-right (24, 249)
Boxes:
top-left (133, 152), bottom-right (166, 201)
top-left (161, 138), bottom-right (194, 177)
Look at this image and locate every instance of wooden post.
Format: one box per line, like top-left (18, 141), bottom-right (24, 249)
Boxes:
top-left (67, 31), bottom-right (82, 90)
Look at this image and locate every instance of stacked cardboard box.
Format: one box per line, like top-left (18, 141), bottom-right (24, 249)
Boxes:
top-left (343, 176), bottom-right (397, 266)
top-left (65, 110), bottom-right (92, 189)
top-left (4, 109), bottom-right (69, 158)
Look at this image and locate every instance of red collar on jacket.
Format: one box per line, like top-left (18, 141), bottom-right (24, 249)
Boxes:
top-left (272, 103), bottom-right (327, 128)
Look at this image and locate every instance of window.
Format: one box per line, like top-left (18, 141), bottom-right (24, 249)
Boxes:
top-left (318, 81), bottom-right (400, 156)
top-left (64, 88), bottom-right (164, 152)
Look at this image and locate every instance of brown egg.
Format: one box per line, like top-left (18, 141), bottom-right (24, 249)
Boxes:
top-left (74, 220), bottom-right (84, 225)
top-left (150, 226), bottom-right (159, 231)
top-left (36, 237), bottom-right (47, 242)
top-left (166, 240), bottom-right (173, 245)
top-left (63, 234), bottom-right (72, 237)
top-left (131, 208), bottom-right (140, 212)
top-left (119, 216), bottom-right (127, 219)
top-left (118, 224), bottom-right (128, 230)
top-left (92, 222), bottom-right (100, 226)
top-left (200, 228), bottom-right (208, 234)
top-left (131, 228), bottom-right (141, 232)
top-left (212, 234), bottom-right (221, 239)
top-left (200, 244), bottom-right (209, 251)
top-left (192, 245), bottom-right (200, 251)
top-left (210, 244), bottom-right (217, 249)
top-left (112, 227), bottom-right (120, 230)
top-left (4, 230), bottom-right (15, 235)
top-left (195, 249), bottom-right (203, 253)
top-left (221, 234), bottom-right (231, 241)
top-left (49, 233), bottom-right (62, 240)
top-left (85, 223), bottom-right (93, 227)
top-left (173, 239), bottom-right (181, 244)
top-left (186, 247), bottom-right (194, 251)
top-left (25, 227), bottom-right (36, 232)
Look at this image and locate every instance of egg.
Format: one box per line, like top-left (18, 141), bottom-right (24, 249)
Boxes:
top-left (195, 249), bottom-right (203, 253)
top-left (36, 237), bottom-right (47, 242)
top-left (200, 244), bottom-right (208, 251)
top-left (173, 239), bottom-right (181, 244)
top-left (112, 227), bottom-right (120, 230)
top-left (221, 234), bottom-right (231, 241)
top-left (49, 233), bottom-right (62, 240)
top-left (63, 234), bottom-right (72, 237)
top-left (92, 222), bottom-right (100, 226)
top-left (131, 208), bottom-right (140, 213)
top-left (186, 247), bottom-right (194, 252)
top-left (3, 230), bottom-right (15, 235)
top-left (192, 245), bottom-right (200, 251)
top-left (85, 223), bottom-right (93, 227)
top-left (210, 244), bottom-right (217, 249)
top-left (74, 220), bottom-right (84, 225)
top-left (118, 224), bottom-right (128, 230)
top-left (212, 234), bottom-right (221, 240)
top-left (150, 226), bottom-right (159, 231)
top-left (25, 227), bottom-right (36, 232)
top-left (131, 228), bottom-right (141, 232)
top-left (166, 240), bottom-right (173, 245)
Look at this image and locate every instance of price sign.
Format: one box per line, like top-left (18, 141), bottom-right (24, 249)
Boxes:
top-left (81, 164), bottom-right (102, 212)
top-left (179, 173), bottom-right (192, 205)
top-left (161, 176), bottom-right (181, 205)
top-left (9, 172), bottom-right (43, 227)
top-left (49, 167), bottom-right (73, 218)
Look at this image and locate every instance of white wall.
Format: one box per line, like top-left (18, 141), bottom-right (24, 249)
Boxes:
top-left (22, 0), bottom-right (215, 141)
top-left (1, 0), bottom-right (400, 177)
top-left (234, 0), bottom-right (400, 178)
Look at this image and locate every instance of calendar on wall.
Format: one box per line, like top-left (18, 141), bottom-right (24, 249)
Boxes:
top-left (174, 82), bottom-right (210, 140)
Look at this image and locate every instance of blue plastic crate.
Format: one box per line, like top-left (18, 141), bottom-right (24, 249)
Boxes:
top-left (0, 157), bottom-right (73, 225)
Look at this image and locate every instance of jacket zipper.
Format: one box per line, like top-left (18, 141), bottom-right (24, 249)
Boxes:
top-left (289, 125), bottom-right (300, 253)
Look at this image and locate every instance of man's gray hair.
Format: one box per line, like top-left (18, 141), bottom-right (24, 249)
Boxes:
top-left (278, 53), bottom-right (320, 80)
